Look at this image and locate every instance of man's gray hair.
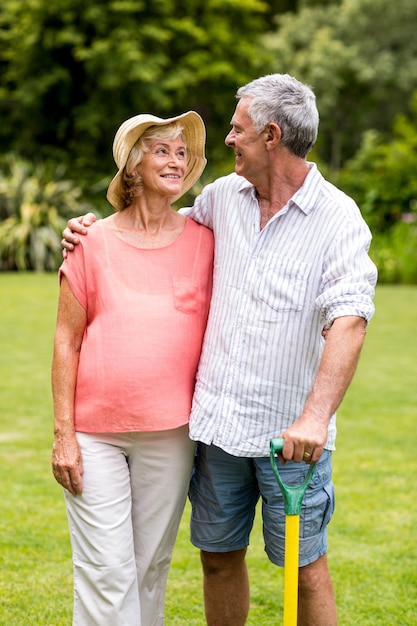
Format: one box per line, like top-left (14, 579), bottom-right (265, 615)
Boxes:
top-left (237, 74), bottom-right (319, 158)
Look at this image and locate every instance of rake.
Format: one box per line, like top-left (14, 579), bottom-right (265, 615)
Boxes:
top-left (270, 438), bottom-right (317, 626)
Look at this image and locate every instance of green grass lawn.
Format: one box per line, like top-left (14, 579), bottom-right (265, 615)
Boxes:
top-left (1, 274), bottom-right (416, 625)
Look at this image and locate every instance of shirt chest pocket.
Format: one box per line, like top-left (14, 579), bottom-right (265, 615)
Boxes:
top-left (172, 276), bottom-right (202, 314)
top-left (258, 256), bottom-right (310, 312)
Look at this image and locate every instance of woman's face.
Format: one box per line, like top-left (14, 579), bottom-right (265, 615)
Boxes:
top-left (135, 135), bottom-right (187, 199)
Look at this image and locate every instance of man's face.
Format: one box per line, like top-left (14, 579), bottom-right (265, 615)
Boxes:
top-left (225, 98), bottom-right (267, 183)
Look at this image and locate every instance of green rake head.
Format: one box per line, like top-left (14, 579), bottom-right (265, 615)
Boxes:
top-left (270, 438), bottom-right (317, 516)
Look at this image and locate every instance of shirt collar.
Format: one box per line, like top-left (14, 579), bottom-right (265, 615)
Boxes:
top-left (237, 162), bottom-right (324, 216)
top-left (290, 162), bottom-right (323, 215)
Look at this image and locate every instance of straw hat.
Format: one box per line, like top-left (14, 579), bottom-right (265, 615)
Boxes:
top-left (106, 111), bottom-right (207, 210)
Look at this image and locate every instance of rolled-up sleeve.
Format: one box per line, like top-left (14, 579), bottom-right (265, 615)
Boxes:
top-left (316, 218), bottom-right (378, 325)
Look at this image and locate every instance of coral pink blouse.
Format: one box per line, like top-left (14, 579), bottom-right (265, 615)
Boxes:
top-left (59, 217), bottom-right (214, 433)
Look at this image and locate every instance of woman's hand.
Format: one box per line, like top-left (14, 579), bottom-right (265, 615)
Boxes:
top-left (62, 213), bottom-right (97, 256)
top-left (52, 432), bottom-right (84, 496)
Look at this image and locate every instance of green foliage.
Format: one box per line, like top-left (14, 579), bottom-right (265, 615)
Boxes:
top-left (336, 93), bottom-right (417, 231)
top-left (2, 0), bottom-right (417, 278)
top-left (0, 0), bottom-right (281, 273)
top-left (328, 93), bottom-right (417, 283)
top-left (370, 222), bottom-right (417, 285)
top-left (0, 0), bottom-right (273, 181)
top-left (0, 156), bottom-right (95, 271)
top-left (1, 275), bottom-right (417, 624)
top-left (263, 0), bottom-right (417, 168)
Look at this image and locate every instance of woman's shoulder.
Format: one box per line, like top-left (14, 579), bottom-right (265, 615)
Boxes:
top-left (185, 216), bottom-right (213, 240)
top-left (73, 218), bottom-right (116, 257)
top-left (180, 218), bottom-right (214, 261)
top-left (82, 217), bottom-right (115, 242)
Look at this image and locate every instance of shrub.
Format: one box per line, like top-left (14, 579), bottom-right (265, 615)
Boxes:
top-left (0, 155), bottom-right (95, 271)
top-left (370, 218), bottom-right (417, 284)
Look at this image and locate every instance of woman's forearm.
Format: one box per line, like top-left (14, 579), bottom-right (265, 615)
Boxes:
top-left (51, 276), bottom-right (86, 495)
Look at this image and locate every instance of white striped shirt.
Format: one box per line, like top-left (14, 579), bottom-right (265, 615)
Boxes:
top-left (181, 163), bottom-right (377, 457)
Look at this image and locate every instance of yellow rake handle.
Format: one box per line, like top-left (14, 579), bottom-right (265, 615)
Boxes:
top-left (283, 514), bottom-right (300, 625)
top-left (270, 438), bottom-right (317, 626)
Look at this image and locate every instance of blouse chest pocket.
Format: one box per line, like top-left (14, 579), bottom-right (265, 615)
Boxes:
top-left (258, 256), bottom-right (310, 312)
top-left (172, 276), bottom-right (202, 314)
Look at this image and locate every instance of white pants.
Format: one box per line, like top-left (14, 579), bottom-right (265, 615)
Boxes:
top-left (64, 425), bottom-right (195, 626)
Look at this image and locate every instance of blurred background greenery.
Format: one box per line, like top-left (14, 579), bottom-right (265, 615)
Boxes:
top-left (1, 0), bottom-right (417, 279)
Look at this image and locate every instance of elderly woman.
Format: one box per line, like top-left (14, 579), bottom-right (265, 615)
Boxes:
top-left (51, 112), bottom-right (213, 625)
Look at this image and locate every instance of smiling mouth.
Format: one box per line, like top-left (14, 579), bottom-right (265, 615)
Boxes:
top-left (162, 174), bottom-right (181, 179)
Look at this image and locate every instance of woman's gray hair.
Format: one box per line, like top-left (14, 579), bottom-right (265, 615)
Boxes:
top-left (122, 121), bottom-right (185, 207)
top-left (236, 74), bottom-right (319, 158)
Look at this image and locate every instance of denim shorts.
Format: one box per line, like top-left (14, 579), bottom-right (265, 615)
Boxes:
top-left (189, 443), bottom-right (335, 567)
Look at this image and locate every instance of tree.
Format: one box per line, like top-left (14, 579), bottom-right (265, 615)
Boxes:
top-left (336, 92), bottom-right (417, 231)
top-left (0, 0), bottom-right (276, 191)
top-left (262, 0), bottom-right (417, 169)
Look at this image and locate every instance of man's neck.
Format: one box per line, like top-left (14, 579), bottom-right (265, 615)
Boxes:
top-left (255, 158), bottom-right (310, 229)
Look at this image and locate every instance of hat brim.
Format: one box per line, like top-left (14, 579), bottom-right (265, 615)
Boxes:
top-left (106, 111), bottom-right (207, 211)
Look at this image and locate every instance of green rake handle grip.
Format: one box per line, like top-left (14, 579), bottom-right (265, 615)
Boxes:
top-left (270, 438), bottom-right (316, 515)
